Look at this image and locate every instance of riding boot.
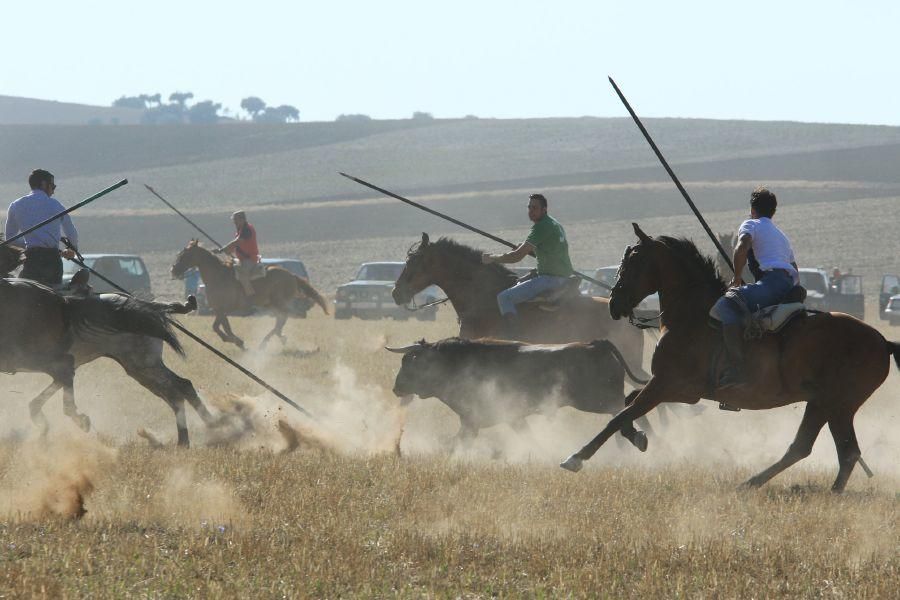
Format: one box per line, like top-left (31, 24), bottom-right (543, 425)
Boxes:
top-left (499, 313), bottom-right (519, 341)
top-left (718, 323), bottom-right (748, 389)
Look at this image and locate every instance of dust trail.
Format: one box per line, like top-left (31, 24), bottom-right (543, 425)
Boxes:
top-left (204, 362), bottom-right (404, 456)
top-left (0, 435), bottom-right (117, 520)
top-left (147, 466), bottom-right (244, 527)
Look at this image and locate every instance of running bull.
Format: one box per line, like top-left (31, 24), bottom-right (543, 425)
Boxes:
top-left (386, 337), bottom-right (651, 450)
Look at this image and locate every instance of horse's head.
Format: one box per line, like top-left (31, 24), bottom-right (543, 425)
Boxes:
top-left (609, 223), bottom-right (663, 320)
top-left (393, 233), bottom-right (437, 305)
top-left (0, 243), bottom-right (24, 277)
top-left (171, 239), bottom-right (202, 279)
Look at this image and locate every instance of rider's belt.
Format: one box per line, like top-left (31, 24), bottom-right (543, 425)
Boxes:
top-left (24, 247), bottom-right (60, 256)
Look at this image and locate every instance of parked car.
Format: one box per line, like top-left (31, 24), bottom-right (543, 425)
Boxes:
top-left (61, 253), bottom-right (152, 299)
top-left (798, 267), bottom-right (864, 320)
top-left (334, 262), bottom-right (441, 321)
top-left (195, 258), bottom-right (313, 317)
top-left (880, 274), bottom-right (899, 320)
top-left (884, 295), bottom-right (900, 326)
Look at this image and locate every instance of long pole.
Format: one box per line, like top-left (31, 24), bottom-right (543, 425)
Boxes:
top-left (63, 244), bottom-right (314, 419)
top-left (607, 77), bottom-right (735, 274)
top-left (143, 184), bottom-right (224, 248)
top-left (339, 172), bottom-right (612, 291)
top-left (2, 179), bottom-right (128, 248)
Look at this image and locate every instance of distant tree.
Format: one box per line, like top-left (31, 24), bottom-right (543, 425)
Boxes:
top-left (412, 111), bottom-right (434, 120)
top-left (336, 113), bottom-right (372, 122)
top-left (187, 100), bottom-right (222, 124)
top-left (168, 91), bottom-right (194, 107)
top-left (141, 103), bottom-right (185, 124)
top-left (241, 96), bottom-right (266, 119)
top-left (146, 93), bottom-right (162, 107)
top-left (464, 114), bottom-right (479, 120)
top-left (112, 95), bottom-right (147, 109)
top-left (256, 104), bottom-right (300, 123)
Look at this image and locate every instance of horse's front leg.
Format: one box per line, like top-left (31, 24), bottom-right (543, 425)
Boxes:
top-left (561, 377), bottom-right (692, 472)
top-left (28, 381), bottom-right (62, 436)
top-left (217, 314), bottom-right (245, 349)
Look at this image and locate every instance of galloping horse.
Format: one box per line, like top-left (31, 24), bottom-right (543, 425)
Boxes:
top-left (0, 244), bottom-right (217, 447)
top-left (171, 240), bottom-right (329, 349)
top-left (392, 233), bottom-right (649, 379)
top-left (562, 223), bottom-right (899, 492)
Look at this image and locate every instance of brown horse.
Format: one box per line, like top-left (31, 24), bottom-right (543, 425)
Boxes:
top-left (171, 240), bottom-right (329, 349)
top-left (392, 233), bottom-right (649, 379)
top-left (561, 223), bottom-right (899, 492)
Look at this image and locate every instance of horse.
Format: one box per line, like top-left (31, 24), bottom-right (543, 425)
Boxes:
top-left (561, 223), bottom-right (900, 493)
top-left (171, 240), bottom-right (329, 349)
top-left (392, 233), bottom-right (650, 380)
top-left (0, 243), bottom-right (218, 447)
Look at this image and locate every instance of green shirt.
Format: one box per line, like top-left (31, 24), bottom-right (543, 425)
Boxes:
top-left (525, 214), bottom-right (574, 277)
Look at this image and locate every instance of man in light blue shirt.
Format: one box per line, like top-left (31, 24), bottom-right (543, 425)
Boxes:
top-left (5, 169), bottom-right (79, 285)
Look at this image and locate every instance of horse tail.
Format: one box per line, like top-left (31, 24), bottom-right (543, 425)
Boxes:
top-left (889, 341), bottom-right (900, 370)
top-left (589, 339), bottom-right (650, 385)
top-left (294, 276), bottom-right (329, 315)
top-left (64, 295), bottom-right (184, 356)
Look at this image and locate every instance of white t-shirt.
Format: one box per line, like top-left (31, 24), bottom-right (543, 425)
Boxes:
top-left (738, 217), bottom-right (799, 284)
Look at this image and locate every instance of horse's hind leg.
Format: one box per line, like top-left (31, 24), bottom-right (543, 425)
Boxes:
top-left (744, 403), bottom-right (827, 489)
top-left (827, 414), bottom-right (862, 493)
top-left (260, 311), bottom-right (288, 349)
top-left (28, 381), bottom-right (62, 436)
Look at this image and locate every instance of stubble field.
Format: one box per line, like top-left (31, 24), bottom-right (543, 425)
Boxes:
top-left (0, 306), bottom-right (897, 597)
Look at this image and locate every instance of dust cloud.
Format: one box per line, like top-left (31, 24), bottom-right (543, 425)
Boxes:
top-left (0, 434), bottom-right (117, 520)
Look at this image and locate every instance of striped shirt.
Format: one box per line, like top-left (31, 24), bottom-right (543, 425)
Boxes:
top-left (5, 190), bottom-right (78, 249)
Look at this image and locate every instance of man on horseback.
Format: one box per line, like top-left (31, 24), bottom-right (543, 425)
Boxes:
top-left (482, 193), bottom-right (573, 336)
top-left (713, 187), bottom-right (799, 388)
top-left (5, 169), bottom-right (79, 286)
top-left (215, 210), bottom-right (260, 299)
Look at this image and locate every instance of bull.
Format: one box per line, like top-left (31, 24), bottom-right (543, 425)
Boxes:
top-left (386, 337), bottom-right (651, 451)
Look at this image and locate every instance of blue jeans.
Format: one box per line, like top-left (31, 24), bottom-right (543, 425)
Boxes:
top-left (714, 269), bottom-right (795, 326)
top-left (497, 275), bottom-right (570, 316)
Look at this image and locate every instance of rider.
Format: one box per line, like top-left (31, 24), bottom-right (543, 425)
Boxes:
top-left (713, 187), bottom-right (799, 388)
top-left (481, 193), bottom-right (573, 336)
top-left (215, 210), bottom-right (260, 298)
top-left (5, 169), bottom-right (78, 286)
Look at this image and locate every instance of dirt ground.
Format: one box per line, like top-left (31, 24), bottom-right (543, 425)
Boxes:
top-left (0, 306), bottom-right (896, 597)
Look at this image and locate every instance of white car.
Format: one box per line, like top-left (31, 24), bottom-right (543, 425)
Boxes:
top-left (585, 266), bottom-right (660, 314)
top-left (334, 262), bottom-right (442, 321)
top-left (885, 295), bottom-right (900, 326)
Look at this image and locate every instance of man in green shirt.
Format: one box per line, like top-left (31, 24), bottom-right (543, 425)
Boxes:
top-left (482, 193), bottom-right (574, 334)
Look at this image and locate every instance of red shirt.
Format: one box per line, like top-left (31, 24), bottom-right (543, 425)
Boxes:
top-left (234, 223), bottom-right (260, 263)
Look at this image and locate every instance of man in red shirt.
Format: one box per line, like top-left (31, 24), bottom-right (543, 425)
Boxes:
top-left (216, 210), bottom-right (260, 298)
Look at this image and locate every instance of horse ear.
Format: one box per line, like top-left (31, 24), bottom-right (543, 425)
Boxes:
top-left (421, 232), bottom-right (430, 246)
top-left (632, 223), bottom-right (651, 243)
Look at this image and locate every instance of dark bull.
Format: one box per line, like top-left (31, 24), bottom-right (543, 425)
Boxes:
top-left (386, 337), bottom-right (651, 451)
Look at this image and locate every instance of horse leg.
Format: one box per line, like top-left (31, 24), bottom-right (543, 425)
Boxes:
top-left (219, 314), bottom-right (245, 349)
top-left (28, 381), bottom-right (62, 436)
top-left (561, 378), bottom-right (673, 471)
top-left (743, 402), bottom-right (827, 489)
top-left (616, 389), bottom-right (649, 452)
top-left (212, 315), bottom-right (230, 344)
top-left (827, 414), bottom-right (862, 493)
top-left (260, 311), bottom-right (288, 350)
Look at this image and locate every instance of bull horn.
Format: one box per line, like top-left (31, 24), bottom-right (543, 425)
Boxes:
top-left (384, 345), bottom-right (418, 354)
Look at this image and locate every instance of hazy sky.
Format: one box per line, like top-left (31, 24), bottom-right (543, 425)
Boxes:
top-left (3, 0), bottom-right (899, 124)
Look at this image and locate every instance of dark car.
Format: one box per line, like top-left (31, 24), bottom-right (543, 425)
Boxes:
top-left (334, 261), bottom-right (441, 321)
top-left (62, 253), bottom-right (152, 299)
top-left (195, 257), bottom-right (314, 317)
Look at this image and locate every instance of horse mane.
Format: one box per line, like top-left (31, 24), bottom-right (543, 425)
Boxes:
top-left (410, 237), bottom-right (518, 283)
top-left (655, 236), bottom-right (727, 294)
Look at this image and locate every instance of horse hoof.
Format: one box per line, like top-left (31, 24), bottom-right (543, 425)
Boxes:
top-left (77, 414), bottom-right (91, 432)
top-left (559, 454), bottom-right (584, 472)
top-left (632, 431), bottom-right (648, 452)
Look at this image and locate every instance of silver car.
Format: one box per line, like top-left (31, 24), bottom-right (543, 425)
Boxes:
top-left (335, 262), bottom-right (442, 321)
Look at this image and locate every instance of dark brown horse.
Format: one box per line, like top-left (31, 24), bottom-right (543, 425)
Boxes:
top-left (392, 233), bottom-right (649, 379)
top-left (561, 223), bottom-right (899, 492)
top-left (171, 240), bottom-right (329, 349)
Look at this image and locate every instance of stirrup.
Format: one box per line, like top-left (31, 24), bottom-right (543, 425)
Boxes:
top-left (718, 402), bottom-right (741, 412)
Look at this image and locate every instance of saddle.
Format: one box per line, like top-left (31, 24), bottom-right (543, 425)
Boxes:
top-left (708, 284), bottom-right (809, 338)
top-left (233, 262), bottom-right (268, 281)
top-left (521, 275), bottom-right (582, 312)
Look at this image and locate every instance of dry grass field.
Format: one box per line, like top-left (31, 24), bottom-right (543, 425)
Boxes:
top-left (0, 307), bottom-right (896, 597)
top-left (1, 116), bottom-right (899, 596)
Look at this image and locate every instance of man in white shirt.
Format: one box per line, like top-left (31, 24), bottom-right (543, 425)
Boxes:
top-left (5, 169), bottom-right (78, 286)
top-left (713, 187), bottom-right (798, 388)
